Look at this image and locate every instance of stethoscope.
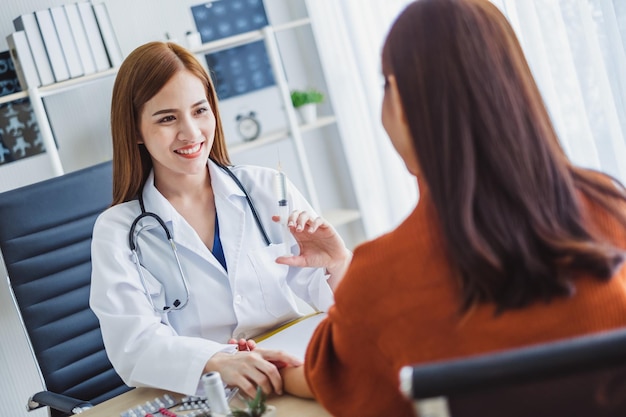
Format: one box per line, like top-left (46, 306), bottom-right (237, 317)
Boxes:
top-left (128, 158), bottom-right (272, 313)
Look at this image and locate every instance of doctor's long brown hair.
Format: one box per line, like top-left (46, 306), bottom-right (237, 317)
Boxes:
top-left (110, 41), bottom-right (230, 205)
top-left (383, 0), bottom-right (626, 312)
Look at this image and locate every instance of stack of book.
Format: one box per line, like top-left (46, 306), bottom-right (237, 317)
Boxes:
top-left (6, 1), bottom-right (123, 90)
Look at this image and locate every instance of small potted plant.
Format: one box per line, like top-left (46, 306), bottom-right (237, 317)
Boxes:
top-left (290, 88), bottom-right (324, 124)
top-left (230, 386), bottom-right (276, 417)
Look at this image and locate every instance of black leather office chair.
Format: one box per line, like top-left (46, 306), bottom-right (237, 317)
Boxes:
top-left (0, 161), bottom-right (131, 417)
top-left (400, 328), bottom-right (626, 417)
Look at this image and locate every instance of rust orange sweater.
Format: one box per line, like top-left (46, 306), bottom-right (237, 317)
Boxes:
top-left (305, 187), bottom-right (626, 417)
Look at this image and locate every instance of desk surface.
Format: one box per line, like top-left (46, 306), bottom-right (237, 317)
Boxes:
top-left (80, 387), bottom-right (331, 417)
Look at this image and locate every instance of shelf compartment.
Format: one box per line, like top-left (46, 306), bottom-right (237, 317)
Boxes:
top-left (229, 128), bottom-right (289, 154)
top-left (38, 68), bottom-right (118, 97)
top-left (229, 115), bottom-right (337, 155)
top-left (300, 115), bottom-right (336, 133)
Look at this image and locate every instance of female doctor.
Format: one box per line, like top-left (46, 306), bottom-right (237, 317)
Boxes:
top-left (89, 41), bottom-right (352, 399)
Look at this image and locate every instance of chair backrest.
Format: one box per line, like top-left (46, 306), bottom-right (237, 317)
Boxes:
top-left (400, 328), bottom-right (626, 417)
top-left (0, 162), bottom-right (130, 416)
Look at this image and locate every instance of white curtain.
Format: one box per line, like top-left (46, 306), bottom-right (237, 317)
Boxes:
top-left (305, 0), bottom-right (417, 240)
top-left (492, 0), bottom-right (626, 183)
top-left (307, 0), bottom-right (626, 239)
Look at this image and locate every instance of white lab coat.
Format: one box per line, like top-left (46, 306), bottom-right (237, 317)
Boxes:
top-left (90, 160), bottom-right (334, 395)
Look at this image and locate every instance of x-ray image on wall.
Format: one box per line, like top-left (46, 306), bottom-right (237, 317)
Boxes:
top-left (0, 51), bottom-right (44, 166)
top-left (205, 40), bottom-right (276, 100)
top-left (191, 0), bottom-right (269, 42)
top-left (191, 1), bottom-right (275, 100)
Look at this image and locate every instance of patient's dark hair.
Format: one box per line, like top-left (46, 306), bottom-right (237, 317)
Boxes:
top-left (383, 0), bottom-right (626, 312)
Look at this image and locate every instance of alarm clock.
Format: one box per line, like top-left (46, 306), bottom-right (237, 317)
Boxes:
top-left (236, 111), bottom-right (261, 142)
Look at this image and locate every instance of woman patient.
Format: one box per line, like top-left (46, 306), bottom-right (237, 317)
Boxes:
top-left (280, 0), bottom-right (626, 416)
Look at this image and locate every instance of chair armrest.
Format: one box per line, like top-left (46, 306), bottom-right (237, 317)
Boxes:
top-left (400, 328), bottom-right (626, 400)
top-left (28, 391), bottom-right (93, 414)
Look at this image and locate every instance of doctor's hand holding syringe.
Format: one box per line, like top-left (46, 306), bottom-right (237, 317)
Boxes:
top-left (272, 209), bottom-right (352, 290)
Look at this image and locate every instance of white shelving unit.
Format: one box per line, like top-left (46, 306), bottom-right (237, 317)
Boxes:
top-left (228, 115), bottom-right (336, 155)
top-left (5, 17), bottom-right (361, 230)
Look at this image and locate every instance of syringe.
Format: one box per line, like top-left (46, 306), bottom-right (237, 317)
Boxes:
top-left (275, 167), bottom-right (291, 256)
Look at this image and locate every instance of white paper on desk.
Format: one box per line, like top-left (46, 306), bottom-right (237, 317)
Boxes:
top-left (257, 313), bottom-right (327, 361)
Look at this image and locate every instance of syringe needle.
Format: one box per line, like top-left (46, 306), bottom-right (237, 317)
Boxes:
top-left (275, 168), bottom-right (291, 256)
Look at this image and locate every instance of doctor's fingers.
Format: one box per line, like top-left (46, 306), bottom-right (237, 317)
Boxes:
top-left (275, 254), bottom-right (308, 267)
top-left (227, 338), bottom-right (257, 351)
top-left (288, 210), bottom-right (324, 233)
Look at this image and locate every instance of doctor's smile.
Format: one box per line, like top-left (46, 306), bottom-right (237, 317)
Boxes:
top-left (174, 142), bottom-right (204, 157)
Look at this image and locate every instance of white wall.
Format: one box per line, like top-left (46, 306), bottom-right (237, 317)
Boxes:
top-left (0, 1), bottom-right (363, 415)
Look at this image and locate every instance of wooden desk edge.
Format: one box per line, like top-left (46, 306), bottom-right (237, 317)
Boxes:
top-left (80, 386), bottom-right (331, 417)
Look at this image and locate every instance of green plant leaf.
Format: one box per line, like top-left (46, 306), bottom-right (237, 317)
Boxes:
top-left (229, 386), bottom-right (267, 417)
top-left (290, 89), bottom-right (324, 107)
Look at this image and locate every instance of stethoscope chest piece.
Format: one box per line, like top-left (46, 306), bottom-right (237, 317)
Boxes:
top-left (129, 211), bottom-right (190, 313)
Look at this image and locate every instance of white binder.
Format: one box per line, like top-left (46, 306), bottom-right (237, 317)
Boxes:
top-left (34, 9), bottom-right (70, 82)
top-left (76, 1), bottom-right (110, 72)
top-left (63, 2), bottom-right (97, 76)
top-left (13, 13), bottom-right (55, 86)
top-left (50, 6), bottom-right (84, 79)
top-left (6, 31), bottom-right (41, 89)
top-left (92, 2), bottom-right (123, 67)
